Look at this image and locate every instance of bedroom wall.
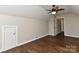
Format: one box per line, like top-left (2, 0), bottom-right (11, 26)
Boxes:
top-left (57, 13), bottom-right (79, 38)
top-left (0, 15), bottom-right (49, 50)
top-left (63, 13), bottom-right (79, 38)
top-left (49, 15), bottom-right (55, 35)
top-left (49, 14), bottom-right (62, 36)
top-left (49, 13), bottom-right (79, 38)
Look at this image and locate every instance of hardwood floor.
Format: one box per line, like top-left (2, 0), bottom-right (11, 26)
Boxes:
top-left (2, 32), bottom-right (79, 53)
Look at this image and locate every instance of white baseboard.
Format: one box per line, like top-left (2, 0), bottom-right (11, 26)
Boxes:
top-left (64, 34), bottom-right (79, 38)
top-left (0, 34), bottom-right (48, 52)
top-left (48, 33), bottom-right (55, 36)
top-left (17, 34), bottom-right (48, 47)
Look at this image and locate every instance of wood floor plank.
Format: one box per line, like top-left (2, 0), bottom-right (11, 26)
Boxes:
top-left (2, 32), bottom-right (79, 53)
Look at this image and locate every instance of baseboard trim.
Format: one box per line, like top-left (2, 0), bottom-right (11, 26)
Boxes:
top-left (0, 34), bottom-right (48, 52)
top-left (17, 34), bottom-right (48, 47)
top-left (64, 34), bottom-right (79, 38)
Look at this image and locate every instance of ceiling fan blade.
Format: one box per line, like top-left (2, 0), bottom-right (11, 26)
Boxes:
top-left (52, 5), bottom-right (59, 11)
top-left (47, 5), bottom-right (65, 14)
top-left (57, 8), bottom-right (64, 11)
top-left (47, 10), bottom-right (52, 11)
top-left (52, 9), bottom-right (56, 11)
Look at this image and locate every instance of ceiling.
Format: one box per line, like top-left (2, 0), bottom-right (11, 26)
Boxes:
top-left (39, 5), bottom-right (79, 15)
top-left (0, 5), bottom-right (49, 20)
top-left (0, 5), bottom-right (79, 20)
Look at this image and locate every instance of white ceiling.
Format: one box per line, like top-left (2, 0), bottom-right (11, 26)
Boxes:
top-left (0, 5), bottom-right (50, 20)
top-left (0, 5), bottom-right (79, 20)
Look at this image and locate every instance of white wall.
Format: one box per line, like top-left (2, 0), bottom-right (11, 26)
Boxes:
top-left (49, 15), bottom-right (55, 35)
top-left (49, 13), bottom-right (79, 38)
top-left (49, 15), bottom-right (60, 36)
top-left (63, 13), bottom-right (79, 38)
top-left (49, 14), bottom-right (62, 36)
top-left (0, 15), bottom-right (49, 50)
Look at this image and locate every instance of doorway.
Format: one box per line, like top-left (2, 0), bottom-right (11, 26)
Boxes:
top-left (54, 16), bottom-right (64, 36)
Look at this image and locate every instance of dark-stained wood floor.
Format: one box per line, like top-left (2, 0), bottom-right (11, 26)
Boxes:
top-left (2, 32), bottom-right (79, 53)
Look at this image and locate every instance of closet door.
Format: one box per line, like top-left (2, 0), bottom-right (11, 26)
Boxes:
top-left (2, 25), bottom-right (17, 51)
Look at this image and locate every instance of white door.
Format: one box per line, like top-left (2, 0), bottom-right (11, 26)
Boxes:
top-left (2, 25), bottom-right (17, 51)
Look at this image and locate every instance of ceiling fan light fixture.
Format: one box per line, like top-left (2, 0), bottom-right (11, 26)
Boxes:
top-left (51, 11), bottom-right (56, 14)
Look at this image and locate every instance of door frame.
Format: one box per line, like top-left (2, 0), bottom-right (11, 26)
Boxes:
top-left (1, 25), bottom-right (18, 51)
top-left (54, 16), bottom-right (64, 36)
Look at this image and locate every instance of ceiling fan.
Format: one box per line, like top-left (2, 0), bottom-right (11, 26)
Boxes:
top-left (48, 5), bottom-right (64, 14)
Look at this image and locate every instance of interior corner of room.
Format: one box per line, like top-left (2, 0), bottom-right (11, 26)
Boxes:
top-left (0, 5), bottom-right (79, 52)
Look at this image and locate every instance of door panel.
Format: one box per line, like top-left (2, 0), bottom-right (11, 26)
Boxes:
top-left (2, 26), bottom-right (17, 51)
